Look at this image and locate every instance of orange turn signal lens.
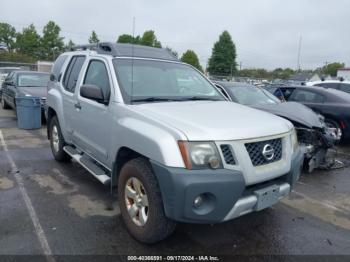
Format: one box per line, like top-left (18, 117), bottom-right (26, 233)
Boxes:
top-left (178, 141), bottom-right (192, 169)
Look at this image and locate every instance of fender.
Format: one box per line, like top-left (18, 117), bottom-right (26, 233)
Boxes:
top-left (46, 87), bottom-right (71, 143)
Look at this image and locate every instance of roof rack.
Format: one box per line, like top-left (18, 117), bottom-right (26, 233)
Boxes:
top-left (70, 42), bottom-right (179, 61)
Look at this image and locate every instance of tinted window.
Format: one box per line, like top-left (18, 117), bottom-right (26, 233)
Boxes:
top-left (339, 83), bottom-right (350, 94)
top-left (280, 88), bottom-right (294, 100)
top-left (289, 89), bottom-right (325, 103)
top-left (84, 60), bottom-right (110, 100)
top-left (63, 56), bottom-right (86, 93)
top-left (315, 83), bottom-right (339, 89)
top-left (52, 55), bottom-right (68, 81)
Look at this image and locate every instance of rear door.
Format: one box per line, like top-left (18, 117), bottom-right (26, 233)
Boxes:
top-left (60, 55), bottom-right (86, 138)
top-left (288, 89), bottom-right (325, 112)
top-left (70, 58), bottom-right (112, 164)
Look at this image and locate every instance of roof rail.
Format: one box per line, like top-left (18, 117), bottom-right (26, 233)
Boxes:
top-left (71, 42), bottom-right (116, 55)
top-left (70, 42), bottom-right (179, 61)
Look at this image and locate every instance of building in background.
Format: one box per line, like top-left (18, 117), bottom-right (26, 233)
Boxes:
top-left (337, 68), bottom-right (350, 80)
top-left (37, 61), bottom-right (53, 73)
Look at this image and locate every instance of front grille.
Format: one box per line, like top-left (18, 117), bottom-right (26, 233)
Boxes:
top-left (245, 138), bottom-right (282, 166)
top-left (220, 144), bottom-right (235, 165)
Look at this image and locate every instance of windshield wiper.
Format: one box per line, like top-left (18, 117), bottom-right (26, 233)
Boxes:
top-left (131, 97), bottom-right (181, 103)
top-left (179, 96), bottom-right (221, 101)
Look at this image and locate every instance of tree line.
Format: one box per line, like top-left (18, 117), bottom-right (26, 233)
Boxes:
top-left (0, 21), bottom-right (344, 78)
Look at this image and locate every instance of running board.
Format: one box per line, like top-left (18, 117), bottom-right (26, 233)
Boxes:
top-left (63, 146), bottom-right (111, 185)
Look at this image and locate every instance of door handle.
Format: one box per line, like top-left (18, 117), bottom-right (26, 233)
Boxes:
top-left (74, 102), bottom-right (81, 110)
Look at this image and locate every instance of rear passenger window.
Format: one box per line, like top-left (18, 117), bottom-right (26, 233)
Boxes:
top-left (63, 56), bottom-right (86, 93)
top-left (52, 55), bottom-right (68, 81)
top-left (289, 90), bottom-right (324, 103)
top-left (339, 83), bottom-right (350, 94)
top-left (83, 60), bottom-right (110, 102)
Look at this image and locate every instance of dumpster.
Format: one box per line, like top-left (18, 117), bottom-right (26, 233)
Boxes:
top-left (15, 97), bottom-right (41, 130)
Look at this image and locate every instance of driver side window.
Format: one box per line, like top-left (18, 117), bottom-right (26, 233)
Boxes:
top-left (83, 60), bottom-right (111, 102)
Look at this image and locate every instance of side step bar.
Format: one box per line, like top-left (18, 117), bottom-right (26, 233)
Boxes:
top-left (63, 146), bottom-right (111, 185)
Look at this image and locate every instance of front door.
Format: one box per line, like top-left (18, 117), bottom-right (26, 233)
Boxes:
top-left (71, 58), bottom-right (112, 165)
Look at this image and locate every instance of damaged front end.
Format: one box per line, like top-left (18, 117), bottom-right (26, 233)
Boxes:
top-left (296, 125), bottom-right (341, 172)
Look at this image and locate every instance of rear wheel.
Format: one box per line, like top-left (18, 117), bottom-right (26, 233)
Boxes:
top-left (118, 157), bottom-right (176, 244)
top-left (49, 116), bottom-right (71, 162)
top-left (1, 95), bottom-right (10, 109)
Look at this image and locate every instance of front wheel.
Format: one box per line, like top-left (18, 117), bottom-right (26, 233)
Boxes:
top-left (118, 157), bottom-right (176, 244)
top-left (49, 116), bottom-right (71, 162)
top-left (1, 95), bottom-right (10, 109)
top-left (325, 118), bottom-right (342, 140)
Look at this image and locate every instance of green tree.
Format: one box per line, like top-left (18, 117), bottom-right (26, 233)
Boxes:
top-left (0, 23), bottom-right (16, 51)
top-left (272, 68), bottom-right (295, 79)
top-left (208, 31), bottom-right (237, 76)
top-left (16, 24), bottom-right (41, 58)
top-left (140, 30), bottom-right (161, 48)
top-left (40, 21), bottom-right (64, 60)
top-left (117, 34), bottom-right (138, 44)
top-left (65, 39), bottom-right (75, 50)
top-left (322, 62), bottom-right (345, 77)
top-left (181, 50), bottom-right (203, 72)
top-left (88, 30), bottom-right (99, 44)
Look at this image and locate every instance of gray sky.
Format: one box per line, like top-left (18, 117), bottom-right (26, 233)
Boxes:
top-left (1, 0), bottom-right (349, 70)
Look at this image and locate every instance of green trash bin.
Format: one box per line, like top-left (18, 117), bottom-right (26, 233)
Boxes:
top-left (15, 97), bottom-right (42, 130)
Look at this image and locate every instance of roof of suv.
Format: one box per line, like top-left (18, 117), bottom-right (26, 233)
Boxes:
top-left (70, 42), bottom-right (179, 61)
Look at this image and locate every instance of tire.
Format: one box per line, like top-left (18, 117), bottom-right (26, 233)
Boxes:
top-left (325, 118), bottom-right (342, 140)
top-left (1, 95), bottom-right (10, 109)
top-left (118, 157), bottom-right (176, 244)
top-left (49, 116), bottom-right (71, 162)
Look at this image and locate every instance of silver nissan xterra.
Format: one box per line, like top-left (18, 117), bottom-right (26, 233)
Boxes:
top-left (46, 42), bottom-right (304, 243)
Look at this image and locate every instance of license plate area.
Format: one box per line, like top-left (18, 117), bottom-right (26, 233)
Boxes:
top-left (254, 185), bottom-right (280, 211)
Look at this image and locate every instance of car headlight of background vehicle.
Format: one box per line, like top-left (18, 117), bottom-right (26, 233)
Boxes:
top-left (291, 128), bottom-right (299, 153)
top-left (178, 141), bottom-right (223, 170)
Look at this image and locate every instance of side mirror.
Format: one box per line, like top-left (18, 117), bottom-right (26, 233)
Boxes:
top-left (5, 80), bottom-right (14, 86)
top-left (80, 84), bottom-right (107, 104)
top-left (50, 74), bottom-right (55, 81)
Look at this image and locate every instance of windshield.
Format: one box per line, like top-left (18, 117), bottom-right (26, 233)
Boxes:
top-left (17, 73), bottom-right (50, 87)
top-left (227, 85), bottom-right (280, 106)
top-left (113, 59), bottom-right (225, 103)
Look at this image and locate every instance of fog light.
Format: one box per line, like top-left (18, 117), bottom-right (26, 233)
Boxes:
top-left (193, 196), bottom-right (203, 208)
top-left (208, 156), bottom-right (220, 169)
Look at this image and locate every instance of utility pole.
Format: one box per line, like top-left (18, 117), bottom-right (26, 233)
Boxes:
top-left (239, 61), bottom-right (242, 71)
top-left (297, 36), bottom-right (302, 72)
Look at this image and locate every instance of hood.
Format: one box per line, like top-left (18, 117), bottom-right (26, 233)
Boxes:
top-left (18, 86), bottom-right (47, 98)
top-left (253, 102), bottom-right (322, 129)
top-left (133, 101), bottom-right (293, 141)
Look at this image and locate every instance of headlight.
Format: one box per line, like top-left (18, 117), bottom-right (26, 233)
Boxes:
top-left (178, 141), bottom-right (223, 170)
top-left (291, 128), bottom-right (299, 153)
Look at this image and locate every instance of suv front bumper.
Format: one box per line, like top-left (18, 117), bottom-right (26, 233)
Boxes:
top-left (151, 148), bottom-right (303, 224)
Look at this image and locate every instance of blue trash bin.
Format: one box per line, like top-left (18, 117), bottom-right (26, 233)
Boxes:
top-left (16, 97), bottom-right (42, 130)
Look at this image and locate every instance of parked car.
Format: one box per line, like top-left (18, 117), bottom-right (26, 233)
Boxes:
top-left (214, 81), bottom-right (340, 172)
top-left (306, 80), bottom-right (350, 94)
top-left (0, 67), bottom-right (21, 100)
top-left (1, 71), bottom-right (49, 113)
top-left (266, 85), bottom-right (350, 142)
top-left (46, 42), bottom-right (303, 243)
